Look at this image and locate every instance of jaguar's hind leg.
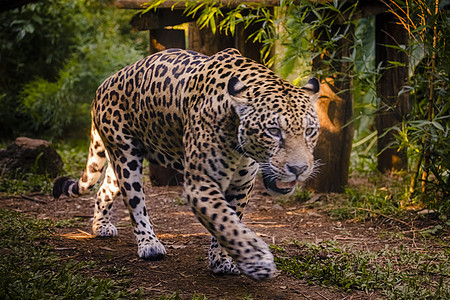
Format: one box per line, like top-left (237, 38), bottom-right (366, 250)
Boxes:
top-left (92, 162), bottom-right (120, 237)
top-left (105, 145), bottom-right (166, 260)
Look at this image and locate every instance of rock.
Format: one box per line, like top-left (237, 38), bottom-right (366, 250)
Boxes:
top-left (0, 137), bottom-right (63, 178)
top-left (272, 204), bottom-right (284, 211)
top-left (417, 209), bottom-right (436, 215)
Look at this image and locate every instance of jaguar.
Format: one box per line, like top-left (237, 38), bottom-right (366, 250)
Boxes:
top-left (53, 48), bottom-right (320, 281)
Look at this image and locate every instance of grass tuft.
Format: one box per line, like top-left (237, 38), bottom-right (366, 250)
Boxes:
top-left (328, 185), bottom-right (405, 222)
top-left (0, 171), bottom-right (53, 195)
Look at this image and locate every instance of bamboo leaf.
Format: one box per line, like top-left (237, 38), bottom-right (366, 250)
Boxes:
top-left (353, 131), bottom-right (378, 148)
top-left (387, 61), bottom-right (406, 67)
top-left (141, 0), bottom-right (167, 13)
top-left (431, 121), bottom-right (444, 131)
top-left (209, 15), bottom-right (216, 34)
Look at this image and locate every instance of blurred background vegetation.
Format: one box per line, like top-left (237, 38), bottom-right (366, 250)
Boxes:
top-left (0, 0), bottom-right (148, 139)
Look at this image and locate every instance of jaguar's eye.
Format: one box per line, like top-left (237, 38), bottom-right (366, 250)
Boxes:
top-left (267, 127), bottom-right (282, 139)
top-left (304, 127), bottom-right (316, 137)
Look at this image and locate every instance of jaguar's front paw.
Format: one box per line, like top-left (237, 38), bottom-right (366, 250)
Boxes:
top-left (238, 257), bottom-right (276, 281)
top-left (236, 244), bottom-right (276, 281)
top-left (208, 247), bottom-right (240, 275)
top-left (93, 222), bottom-right (118, 237)
top-left (137, 239), bottom-right (166, 260)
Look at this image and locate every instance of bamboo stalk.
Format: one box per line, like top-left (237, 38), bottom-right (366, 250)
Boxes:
top-left (409, 153), bottom-right (423, 196)
top-left (420, 0), bottom-right (439, 199)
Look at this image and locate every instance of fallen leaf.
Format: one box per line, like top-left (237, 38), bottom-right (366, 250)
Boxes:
top-left (60, 231), bottom-right (94, 240)
top-left (168, 245), bottom-right (186, 249)
top-left (99, 246), bottom-right (115, 251)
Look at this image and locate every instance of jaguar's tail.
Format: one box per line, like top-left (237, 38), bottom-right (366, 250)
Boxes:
top-left (53, 123), bottom-right (107, 199)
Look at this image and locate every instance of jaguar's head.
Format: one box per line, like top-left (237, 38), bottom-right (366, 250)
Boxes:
top-left (228, 75), bottom-right (320, 195)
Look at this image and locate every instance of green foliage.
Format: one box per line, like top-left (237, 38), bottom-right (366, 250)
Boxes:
top-left (289, 186), bottom-right (312, 203)
top-left (275, 240), bottom-right (450, 298)
top-left (55, 139), bottom-right (90, 178)
top-left (143, 0), bottom-right (277, 64)
top-left (0, 208), bottom-right (142, 299)
top-left (279, 1), bottom-right (359, 81)
top-left (0, 0), bottom-right (77, 138)
top-left (0, 171), bottom-right (53, 195)
top-left (0, 0), bottom-right (76, 89)
top-left (0, 0), bottom-right (148, 139)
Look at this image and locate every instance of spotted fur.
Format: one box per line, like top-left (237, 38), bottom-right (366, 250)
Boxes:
top-left (53, 48), bottom-right (320, 280)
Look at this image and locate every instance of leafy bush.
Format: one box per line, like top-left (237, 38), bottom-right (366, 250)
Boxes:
top-left (0, 0), bottom-right (148, 139)
top-left (0, 0), bottom-right (77, 138)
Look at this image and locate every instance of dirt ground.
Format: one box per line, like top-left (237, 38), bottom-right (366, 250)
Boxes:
top-left (0, 177), bottom-right (441, 299)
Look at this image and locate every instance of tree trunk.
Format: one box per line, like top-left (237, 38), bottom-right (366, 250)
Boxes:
top-left (306, 24), bottom-right (355, 193)
top-left (375, 13), bottom-right (410, 173)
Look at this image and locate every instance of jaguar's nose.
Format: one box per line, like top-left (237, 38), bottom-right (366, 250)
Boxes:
top-left (287, 164), bottom-right (308, 177)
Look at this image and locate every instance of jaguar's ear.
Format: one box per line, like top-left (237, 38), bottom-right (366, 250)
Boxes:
top-left (228, 77), bottom-right (252, 117)
top-left (301, 78), bottom-right (320, 104)
top-left (228, 76), bottom-right (248, 104)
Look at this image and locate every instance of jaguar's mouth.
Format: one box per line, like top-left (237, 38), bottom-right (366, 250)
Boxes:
top-left (262, 170), bottom-right (297, 195)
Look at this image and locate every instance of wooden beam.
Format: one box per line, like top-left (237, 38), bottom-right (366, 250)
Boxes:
top-left (131, 9), bottom-right (194, 30)
top-left (116, 0), bottom-right (279, 10)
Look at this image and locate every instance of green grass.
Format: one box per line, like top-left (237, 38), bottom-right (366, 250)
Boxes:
top-left (273, 240), bottom-right (450, 299)
top-left (289, 186), bottom-right (312, 202)
top-left (0, 208), bottom-right (142, 299)
top-left (275, 186), bottom-right (312, 205)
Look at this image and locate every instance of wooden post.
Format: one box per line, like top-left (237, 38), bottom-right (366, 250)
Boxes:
top-left (125, 5), bottom-right (272, 186)
top-left (234, 21), bottom-right (267, 63)
top-left (149, 28), bottom-right (185, 54)
top-left (306, 24), bottom-right (355, 193)
top-left (375, 13), bottom-right (410, 173)
top-left (187, 22), bottom-right (234, 55)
